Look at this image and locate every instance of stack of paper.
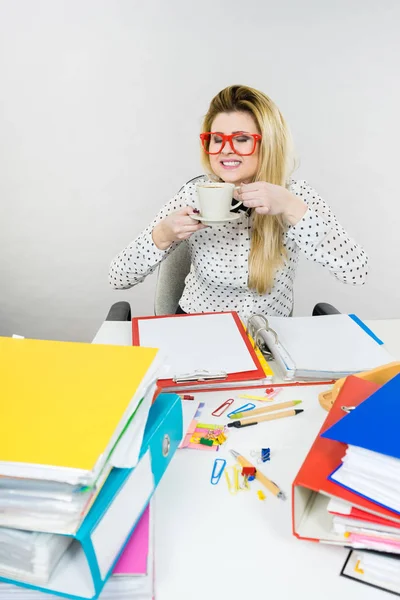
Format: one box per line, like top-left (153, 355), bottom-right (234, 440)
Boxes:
top-left (324, 374), bottom-right (400, 509)
top-left (0, 529), bottom-right (72, 585)
top-left (0, 335), bottom-right (167, 598)
top-left (331, 446), bottom-right (400, 516)
top-left (293, 373), bottom-right (400, 593)
top-left (341, 549), bottom-right (400, 595)
top-left (319, 373), bottom-right (400, 593)
top-left (251, 314), bottom-right (393, 380)
top-left (328, 498), bottom-right (400, 553)
top-left (0, 504), bottom-right (154, 600)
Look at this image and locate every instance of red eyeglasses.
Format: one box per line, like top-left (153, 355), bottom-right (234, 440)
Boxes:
top-left (200, 132), bottom-right (262, 156)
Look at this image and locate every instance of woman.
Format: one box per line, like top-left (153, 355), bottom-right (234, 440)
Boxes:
top-left (109, 85), bottom-right (368, 320)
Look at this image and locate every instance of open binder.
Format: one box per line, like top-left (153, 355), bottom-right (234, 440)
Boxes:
top-left (247, 313), bottom-right (393, 380)
top-left (132, 311), bottom-right (270, 389)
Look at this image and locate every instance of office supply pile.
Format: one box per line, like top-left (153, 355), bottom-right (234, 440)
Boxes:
top-left (208, 445), bottom-right (285, 500)
top-left (178, 400), bottom-right (229, 451)
top-left (0, 336), bottom-right (183, 600)
top-left (293, 372), bottom-right (400, 594)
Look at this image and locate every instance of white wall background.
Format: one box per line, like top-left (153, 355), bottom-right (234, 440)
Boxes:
top-left (0, 0), bottom-right (399, 342)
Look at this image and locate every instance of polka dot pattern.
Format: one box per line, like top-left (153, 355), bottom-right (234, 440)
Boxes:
top-left (109, 176), bottom-right (368, 321)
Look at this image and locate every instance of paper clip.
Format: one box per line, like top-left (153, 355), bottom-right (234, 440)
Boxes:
top-left (212, 398), bottom-right (234, 417)
top-left (227, 403), bottom-right (256, 419)
top-left (210, 458), bottom-right (226, 485)
top-left (225, 464), bottom-right (250, 493)
top-left (225, 470), bottom-right (233, 494)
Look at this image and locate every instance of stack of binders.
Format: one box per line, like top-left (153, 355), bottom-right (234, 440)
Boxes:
top-left (0, 336), bottom-right (183, 599)
top-left (292, 373), bottom-right (400, 594)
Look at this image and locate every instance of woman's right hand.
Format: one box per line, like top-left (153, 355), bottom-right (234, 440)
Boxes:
top-left (152, 207), bottom-right (206, 250)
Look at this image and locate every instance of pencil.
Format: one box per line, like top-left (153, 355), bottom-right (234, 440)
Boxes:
top-left (230, 450), bottom-right (286, 500)
top-left (227, 408), bottom-right (303, 428)
top-left (230, 399), bottom-right (302, 419)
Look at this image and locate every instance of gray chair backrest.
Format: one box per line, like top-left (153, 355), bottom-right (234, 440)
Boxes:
top-left (154, 242), bottom-right (191, 315)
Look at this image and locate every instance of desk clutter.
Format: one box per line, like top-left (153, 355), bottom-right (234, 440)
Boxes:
top-left (0, 336), bottom-right (183, 600)
top-left (293, 372), bottom-right (400, 595)
top-left (178, 389), bottom-right (298, 501)
top-left (2, 311), bottom-right (396, 599)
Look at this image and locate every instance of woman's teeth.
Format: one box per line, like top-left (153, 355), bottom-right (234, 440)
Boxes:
top-left (221, 160), bottom-right (241, 167)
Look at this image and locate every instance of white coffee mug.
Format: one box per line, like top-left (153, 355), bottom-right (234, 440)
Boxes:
top-left (196, 183), bottom-right (242, 220)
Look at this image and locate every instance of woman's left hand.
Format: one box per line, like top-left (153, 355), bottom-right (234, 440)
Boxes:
top-left (236, 181), bottom-right (307, 226)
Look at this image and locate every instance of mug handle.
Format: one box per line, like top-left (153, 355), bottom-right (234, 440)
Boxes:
top-left (230, 185), bottom-right (243, 211)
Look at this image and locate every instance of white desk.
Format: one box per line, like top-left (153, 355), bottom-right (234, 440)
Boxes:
top-left (93, 319), bottom-right (400, 600)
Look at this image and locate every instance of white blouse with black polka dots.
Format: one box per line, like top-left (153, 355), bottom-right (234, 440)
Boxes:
top-left (109, 176), bottom-right (368, 321)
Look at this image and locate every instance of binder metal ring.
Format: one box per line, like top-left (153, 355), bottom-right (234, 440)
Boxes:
top-left (247, 314), bottom-right (278, 358)
top-left (162, 434), bottom-right (171, 457)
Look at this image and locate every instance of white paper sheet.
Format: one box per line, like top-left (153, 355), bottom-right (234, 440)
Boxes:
top-left (267, 314), bottom-right (393, 375)
top-left (137, 313), bottom-right (257, 377)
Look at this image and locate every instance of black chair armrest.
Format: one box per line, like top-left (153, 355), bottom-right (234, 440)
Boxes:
top-left (105, 301), bottom-right (131, 321)
top-left (312, 302), bottom-right (341, 316)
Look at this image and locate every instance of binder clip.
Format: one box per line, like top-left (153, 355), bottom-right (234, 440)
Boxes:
top-left (241, 466), bottom-right (256, 477)
top-left (212, 398), bottom-right (234, 417)
top-left (199, 437), bottom-right (214, 446)
top-left (250, 448), bottom-right (271, 464)
top-left (227, 403), bottom-right (256, 419)
top-left (210, 458), bottom-right (226, 485)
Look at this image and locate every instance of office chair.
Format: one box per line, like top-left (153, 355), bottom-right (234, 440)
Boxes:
top-left (106, 242), bottom-right (340, 321)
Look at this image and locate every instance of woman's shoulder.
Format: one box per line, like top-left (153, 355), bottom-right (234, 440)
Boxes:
top-left (177, 174), bottom-right (208, 195)
top-left (288, 178), bottom-right (324, 203)
top-left (288, 178), bottom-right (313, 194)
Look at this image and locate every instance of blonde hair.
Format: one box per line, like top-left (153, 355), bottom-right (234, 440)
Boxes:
top-left (201, 85), bottom-right (294, 294)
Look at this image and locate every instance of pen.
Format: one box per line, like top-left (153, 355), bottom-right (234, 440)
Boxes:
top-left (227, 408), bottom-right (303, 428)
top-left (230, 450), bottom-right (286, 500)
top-left (230, 399), bottom-right (302, 419)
